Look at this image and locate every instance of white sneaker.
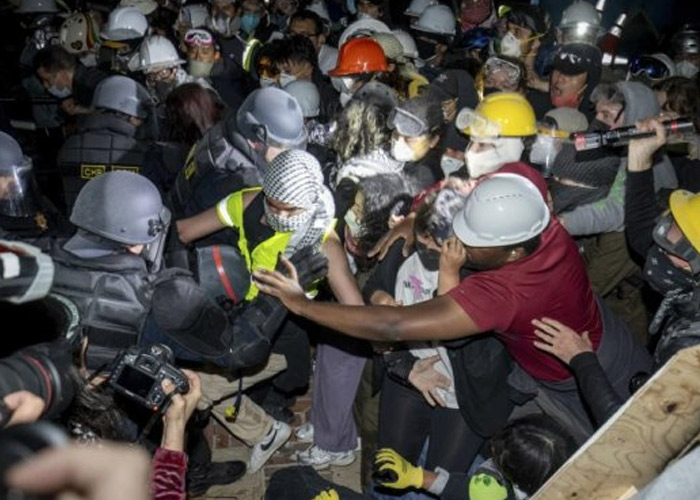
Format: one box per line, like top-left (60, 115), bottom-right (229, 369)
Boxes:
top-left (295, 422), bottom-right (314, 442)
top-left (295, 444), bottom-right (356, 470)
top-left (248, 420), bottom-right (291, 473)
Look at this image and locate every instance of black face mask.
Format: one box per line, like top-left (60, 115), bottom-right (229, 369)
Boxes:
top-left (587, 119), bottom-right (610, 132)
top-left (415, 38), bottom-right (438, 61)
top-left (415, 241), bottom-right (441, 272)
top-left (643, 245), bottom-right (699, 295)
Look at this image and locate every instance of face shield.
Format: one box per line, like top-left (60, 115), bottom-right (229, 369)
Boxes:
top-left (0, 155), bottom-right (38, 218)
top-left (142, 205), bottom-right (172, 272)
top-left (529, 123), bottom-right (568, 176)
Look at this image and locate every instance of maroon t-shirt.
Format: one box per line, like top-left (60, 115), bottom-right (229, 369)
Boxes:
top-left (448, 219), bottom-right (602, 381)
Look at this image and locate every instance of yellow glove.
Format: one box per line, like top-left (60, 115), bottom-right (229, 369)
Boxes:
top-left (311, 489), bottom-right (340, 500)
top-left (373, 448), bottom-right (424, 490)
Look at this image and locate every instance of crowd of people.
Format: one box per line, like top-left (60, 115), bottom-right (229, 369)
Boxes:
top-left (1, 0), bottom-right (700, 499)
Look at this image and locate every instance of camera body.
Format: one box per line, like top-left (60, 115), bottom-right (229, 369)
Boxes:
top-left (109, 344), bottom-right (189, 411)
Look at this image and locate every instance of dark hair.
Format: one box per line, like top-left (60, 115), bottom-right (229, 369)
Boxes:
top-left (414, 188), bottom-right (468, 244)
top-left (165, 83), bottom-right (223, 145)
top-left (289, 9), bottom-right (324, 36)
top-left (33, 45), bottom-right (77, 74)
top-left (488, 414), bottom-right (577, 495)
top-left (277, 34), bottom-right (319, 69)
top-left (653, 76), bottom-right (700, 117)
top-left (356, 174), bottom-right (413, 255)
top-left (503, 233), bottom-right (541, 257)
top-left (506, 5), bottom-right (548, 35)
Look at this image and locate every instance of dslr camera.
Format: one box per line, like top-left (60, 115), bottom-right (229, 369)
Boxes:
top-left (109, 344), bottom-right (189, 411)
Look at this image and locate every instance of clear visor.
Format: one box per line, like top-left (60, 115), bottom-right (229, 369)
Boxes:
top-left (455, 107), bottom-right (501, 138)
top-left (556, 23), bottom-right (604, 45)
top-left (653, 214), bottom-right (700, 274)
top-left (0, 156), bottom-right (37, 218)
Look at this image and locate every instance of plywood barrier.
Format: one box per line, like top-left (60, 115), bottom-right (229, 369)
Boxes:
top-left (532, 344), bottom-right (700, 500)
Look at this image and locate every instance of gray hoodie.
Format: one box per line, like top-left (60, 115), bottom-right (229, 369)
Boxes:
top-left (561, 81), bottom-right (678, 236)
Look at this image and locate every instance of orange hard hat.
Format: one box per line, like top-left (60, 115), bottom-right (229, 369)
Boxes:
top-left (329, 37), bottom-right (388, 76)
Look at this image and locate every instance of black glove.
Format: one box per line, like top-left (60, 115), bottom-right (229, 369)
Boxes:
top-left (283, 246), bottom-right (328, 290)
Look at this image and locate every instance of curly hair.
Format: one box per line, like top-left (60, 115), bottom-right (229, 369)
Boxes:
top-left (330, 100), bottom-right (392, 161)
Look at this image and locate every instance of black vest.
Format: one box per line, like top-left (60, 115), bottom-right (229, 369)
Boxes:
top-left (50, 244), bottom-right (154, 367)
top-left (56, 114), bottom-right (149, 213)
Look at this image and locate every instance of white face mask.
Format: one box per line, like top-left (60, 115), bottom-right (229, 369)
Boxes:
top-left (466, 138), bottom-right (524, 179)
top-left (188, 60), bottom-right (215, 78)
top-left (440, 154), bottom-right (464, 177)
top-left (344, 209), bottom-right (364, 238)
top-left (676, 60), bottom-right (699, 78)
top-left (499, 31), bottom-right (522, 58)
top-left (260, 76), bottom-right (279, 88)
top-left (279, 72), bottom-right (297, 87)
top-left (391, 137), bottom-right (417, 162)
top-left (340, 76), bottom-right (356, 93)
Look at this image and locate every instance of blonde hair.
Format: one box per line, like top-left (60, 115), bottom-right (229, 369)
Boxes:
top-left (331, 100), bottom-right (391, 161)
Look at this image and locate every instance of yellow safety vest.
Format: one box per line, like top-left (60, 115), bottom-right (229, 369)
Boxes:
top-left (218, 187), bottom-right (335, 300)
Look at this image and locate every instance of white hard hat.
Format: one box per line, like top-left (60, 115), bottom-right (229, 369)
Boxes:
top-left (305, 0), bottom-right (330, 22)
top-left (411, 4), bottom-right (456, 37)
top-left (101, 6), bottom-right (149, 41)
top-left (138, 35), bottom-right (185, 72)
top-left (119, 0), bottom-right (158, 16)
top-left (404, 0), bottom-right (436, 18)
top-left (60, 12), bottom-right (99, 54)
top-left (453, 173), bottom-right (550, 247)
top-left (15, 0), bottom-right (59, 14)
top-left (338, 18), bottom-right (391, 48)
top-left (392, 29), bottom-right (419, 59)
top-left (556, 1), bottom-right (604, 44)
top-left (178, 4), bottom-right (210, 29)
top-left (282, 80), bottom-right (320, 118)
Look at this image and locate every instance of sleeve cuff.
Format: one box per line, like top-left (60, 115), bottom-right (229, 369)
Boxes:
top-left (426, 466), bottom-right (450, 496)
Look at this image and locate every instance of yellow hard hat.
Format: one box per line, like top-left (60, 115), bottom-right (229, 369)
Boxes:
top-left (670, 189), bottom-right (700, 253)
top-left (456, 92), bottom-right (537, 138)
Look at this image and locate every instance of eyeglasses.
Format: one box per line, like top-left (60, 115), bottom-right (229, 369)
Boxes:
top-left (629, 55), bottom-right (671, 81)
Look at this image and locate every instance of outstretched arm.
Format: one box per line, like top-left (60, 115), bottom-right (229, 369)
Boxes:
top-left (253, 258), bottom-right (481, 342)
top-left (176, 207), bottom-right (224, 245)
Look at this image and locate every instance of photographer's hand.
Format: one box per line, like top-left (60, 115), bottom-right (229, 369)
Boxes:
top-left (5, 443), bottom-right (151, 500)
top-left (161, 369), bottom-right (202, 452)
top-left (2, 391), bottom-right (45, 427)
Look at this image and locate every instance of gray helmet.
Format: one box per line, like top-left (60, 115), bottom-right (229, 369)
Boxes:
top-left (70, 171), bottom-right (171, 246)
top-left (0, 132), bottom-right (38, 218)
top-left (671, 25), bottom-right (700, 57)
top-left (235, 87), bottom-right (307, 148)
top-left (92, 75), bottom-right (151, 119)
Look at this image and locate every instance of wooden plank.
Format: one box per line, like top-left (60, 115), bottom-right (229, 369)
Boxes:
top-left (531, 344), bottom-right (700, 500)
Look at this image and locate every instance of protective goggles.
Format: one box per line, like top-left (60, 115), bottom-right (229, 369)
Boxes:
top-left (536, 117), bottom-right (571, 139)
top-left (652, 213), bottom-right (700, 274)
top-left (184, 29), bottom-right (215, 47)
top-left (455, 107), bottom-right (501, 138)
top-left (628, 55), bottom-right (671, 81)
top-left (484, 57), bottom-right (521, 82)
top-left (389, 107), bottom-right (430, 138)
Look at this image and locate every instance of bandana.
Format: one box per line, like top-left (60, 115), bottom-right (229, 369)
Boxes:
top-left (262, 149), bottom-right (335, 254)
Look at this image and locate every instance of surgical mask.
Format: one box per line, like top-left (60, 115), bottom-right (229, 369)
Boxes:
top-left (415, 241), bottom-right (441, 272)
top-left (340, 76), bottom-right (356, 93)
top-left (264, 199), bottom-right (312, 233)
top-left (499, 32), bottom-right (522, 58)
top-left (208, 14), bottom-right (240, 38)
top-left (188, 60), bottom-right (215, 78)
top-left (391, 138), bottom-right (417, 162)
top-left (340, 91), bottom-right (353, 107)
top-left (357, 12), bottom-right (373, 20)
top-left (260, 76), bottom-right (279, 88)
top-left (344, 209), bottom-right (364, 239)
top-left (643, 245), bottom-right (699, 295)
top-left (47, 85), bottom-right (72, 99)
top-left (440, 154), bottom-right (464, 177)
top-left (240, 12), bottom-right (261, 34)
top-left (676, 60), bottom-right (699, 79)
top-left (279, 72), bottom-right (297, 88)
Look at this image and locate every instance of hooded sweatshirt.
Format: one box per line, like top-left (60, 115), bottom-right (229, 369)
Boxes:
top-left (560, 81), bottom-right (678, 236)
